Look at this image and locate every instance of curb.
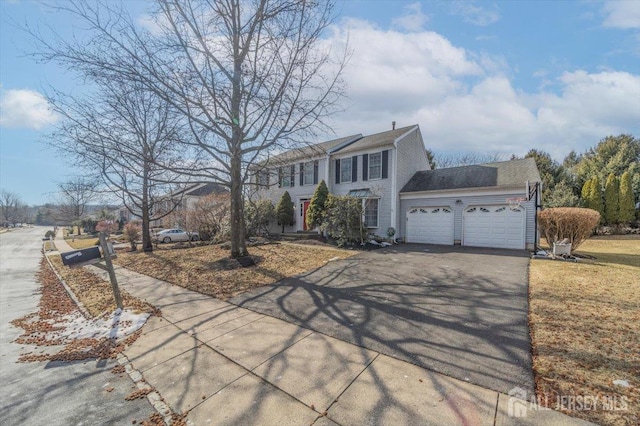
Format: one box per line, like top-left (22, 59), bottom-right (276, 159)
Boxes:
top-left (43, 251), bottom-right (92, 319)
top-left (116, 353), bottom-right (176, 426)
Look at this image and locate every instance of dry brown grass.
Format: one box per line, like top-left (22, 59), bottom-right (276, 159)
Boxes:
top-left (530, 236), bottom-right (640, 426)
top-left (65, 237), bottom-right (100, 249)
top-left (114, 242), bottom-right (355, 300)
top-left (48, 255), bottom-right (155, 317)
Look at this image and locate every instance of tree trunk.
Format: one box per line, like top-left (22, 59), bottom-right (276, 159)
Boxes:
top-left (229, 151), bottom-right (248, 258)
top-left (141, 160), bottom-right (153, 253)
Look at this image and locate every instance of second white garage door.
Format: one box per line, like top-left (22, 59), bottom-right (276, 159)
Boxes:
top-left (406, 207), bottom-right (454, 245)
top-left (463, 205), bottom-right (525, 249)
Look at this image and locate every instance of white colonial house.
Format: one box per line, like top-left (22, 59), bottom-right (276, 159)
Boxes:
top-left (250, 124), bottom-right (542, 250)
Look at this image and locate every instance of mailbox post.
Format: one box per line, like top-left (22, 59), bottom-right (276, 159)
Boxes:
top-left (99, 232), bottom-right (123, 310)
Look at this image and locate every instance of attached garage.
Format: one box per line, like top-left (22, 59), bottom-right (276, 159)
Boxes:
top-left (406, 206), bottom-right (454, 245)
top-left (463, 205), bottom-right (525, 249)
top-left (399, 158), bottom-right (542, 251)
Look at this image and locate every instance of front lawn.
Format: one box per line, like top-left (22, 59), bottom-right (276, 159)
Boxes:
top-left (529, 236), bottom-right (639, 426)
top-left (114, 242), bottom-right (355, 300)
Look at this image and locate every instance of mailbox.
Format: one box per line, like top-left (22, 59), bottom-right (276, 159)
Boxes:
top-left (61, 246), bottom-right (102, 266)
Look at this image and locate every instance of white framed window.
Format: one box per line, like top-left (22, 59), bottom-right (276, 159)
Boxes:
top-left (257, 170), bottom-right (269, 187)
top-left (280, 168), bottom-right (291, 187)
top-left (368, 152), bottom-right (382, 180)
top-left (340, 158), bottom-right (352, 183)
top-left (303, 161), bottom-right (314, 186)
top-left (363, 198), bottom-right (379, 228)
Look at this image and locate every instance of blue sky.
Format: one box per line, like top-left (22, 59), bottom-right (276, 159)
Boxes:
top-left (1, 0), bottom-right (639, 205)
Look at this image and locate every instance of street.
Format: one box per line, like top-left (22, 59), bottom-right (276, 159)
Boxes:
top-left (0, 226), bottom-right (154, 426)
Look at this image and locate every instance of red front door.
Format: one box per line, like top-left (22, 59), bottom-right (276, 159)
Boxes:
top-left (302, 200), bottom-right (310, 230)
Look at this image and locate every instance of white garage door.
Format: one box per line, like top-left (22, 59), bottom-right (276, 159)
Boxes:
top-left (406, 207), bottom-right (454, 245)
top-left (463, 205), bottom-right (525, 249)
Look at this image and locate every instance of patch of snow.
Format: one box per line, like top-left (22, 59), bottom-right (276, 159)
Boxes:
top-left (613, 379), bottom-right (630, 387)
top-left (56, 309), bottom-right (150, 341)
top-left (368, 240), bottom-right (381, 246)
top-left (380, 242), bottom-right (392, 247)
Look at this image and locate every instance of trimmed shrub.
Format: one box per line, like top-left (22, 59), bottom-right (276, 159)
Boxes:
top-left (276, 191), bottom-right (294, 233)
top-left (537, 208), bottom-right (600, 253)
top-left (306, 180), bottom-right (329, 230)
top-left (322, 195), bottom-right (366, 247)
top-left (588, 176), bottom-right (604, 222)
top-left (123, 221), bottom-right (141, 251)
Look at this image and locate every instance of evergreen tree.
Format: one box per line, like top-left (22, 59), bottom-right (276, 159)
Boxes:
top-left (581, 179), bottom-right (592, 208)
top-left (619, 171), bottom-right (635, 224)
top-left (276, 191), bottom-right (294, 233)
top-left (604, 173), bottom-right (620, 224)
top-left (306, 180), bottom-right (329, 230)
top-left (589, 176), bottom-right (605, 222)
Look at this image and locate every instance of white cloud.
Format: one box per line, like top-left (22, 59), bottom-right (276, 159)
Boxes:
top-left (602, 0), bottom-right (640, 29)
top-left (450, 1), bottom-right (500, 27)
top-left (391, 2), bottom-right (429, 32)
top-left (323, 17), bottom-right (640, 161)
top-left (0, 88), bottom-right (58, 130)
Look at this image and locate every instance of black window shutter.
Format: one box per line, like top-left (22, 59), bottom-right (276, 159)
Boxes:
top-left (352, 156), bottom-right (358, 182)
top-left (266, 170), bottom-right (270, 189)
top-left (313, 161), bottom-right (318, 184)
top-left (290, 164), bottom-right (295, 187)
top-left (278, 167), bottom-right (283, 188)
top-left (299, 163), bottom-right (304, 186)
top-left (362, 154), bottom-right (369, 181)
top-left (382, 150), bottom-right (389, 179)
top-left (335, 159), bottom-right (341, 184)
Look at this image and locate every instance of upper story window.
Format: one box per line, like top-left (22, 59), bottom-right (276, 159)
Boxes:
top-left (340, 159), bottom-right (352, 183)
top-left (279, 165), bottom-right (295, 188)
top-left (368, 152), bottom-right (382, 180)
top-left (257, 170), bottom-right (269, 187)
top-left (362, 150), bottom-right (389, 181)
top-left (303, 161), bottom-right (315, 186)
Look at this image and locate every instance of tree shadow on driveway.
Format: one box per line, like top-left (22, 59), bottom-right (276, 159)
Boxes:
top-left (229, 244), bottom-right (535, 395)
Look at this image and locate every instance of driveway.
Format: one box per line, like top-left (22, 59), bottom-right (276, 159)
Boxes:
top-left (230, 243), bottom-right (534, 395)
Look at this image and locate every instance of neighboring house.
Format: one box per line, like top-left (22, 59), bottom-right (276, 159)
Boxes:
top-left (251, 124), bottom-right (430, 237)
top-left (399, 158), bottom-right (542, 250)
top-left (251, 124), bottom-right (543, 251)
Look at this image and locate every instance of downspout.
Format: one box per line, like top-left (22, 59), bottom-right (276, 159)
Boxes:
top-left (391, 140), bottom-right (398, 239)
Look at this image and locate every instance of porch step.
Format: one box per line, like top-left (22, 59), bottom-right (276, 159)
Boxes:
top-left (279, 232), bottom-right (323, 241)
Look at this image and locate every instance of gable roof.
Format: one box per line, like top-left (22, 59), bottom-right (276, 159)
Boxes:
top-left (400, 158), bottom-right (541, 193)
top-left (267, 134), bottom-right (362, 165)
top-left (182, 183), bottom-right (228, 197)
top-left (334, 125), bottom-right (417, 155)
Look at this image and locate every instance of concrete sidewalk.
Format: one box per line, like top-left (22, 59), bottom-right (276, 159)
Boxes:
top-left (52, 233), bottom-right (590, 425)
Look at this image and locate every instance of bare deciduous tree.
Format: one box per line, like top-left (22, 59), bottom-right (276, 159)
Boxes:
top-left (56, 178), bottom-right (100, 232)
top-left (433, 152), bottom-right (513, 169)
top-left (0, 190), bottom-right (21, 226)
top-left (49, 81), bottom-right (187, 252)
top-left (32, 0), bottom-right (346, 258)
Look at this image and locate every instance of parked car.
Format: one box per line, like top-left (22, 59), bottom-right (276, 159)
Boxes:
top-left (154, 229), bottom-right (199, 243)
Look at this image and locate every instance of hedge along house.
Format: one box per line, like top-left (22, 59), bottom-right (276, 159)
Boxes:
top-left (399, 158), bottom-right (542, 250)
top-left (250, 124), bottom-right (430, 236)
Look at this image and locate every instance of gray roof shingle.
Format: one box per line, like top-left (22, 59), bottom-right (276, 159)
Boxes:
top-left (267, 134), bottom-right (362, 165)
top-left (334, 125), bottom-right (418, 155)
top-left (400, 158), bottom-right (541, 193)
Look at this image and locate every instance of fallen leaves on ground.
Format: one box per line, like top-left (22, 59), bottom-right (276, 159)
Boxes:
top-left (529, 236), bottom-right (639, 426)
top-left (114, 241), bottom-right (355, 300)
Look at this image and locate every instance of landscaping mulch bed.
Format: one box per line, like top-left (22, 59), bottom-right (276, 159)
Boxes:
top-left (529, 236), bottom-right (639, 426)
top-left (114, 242), bottom-right (355, 300)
